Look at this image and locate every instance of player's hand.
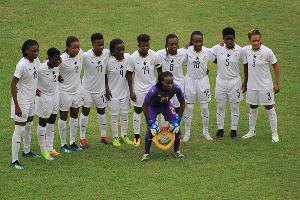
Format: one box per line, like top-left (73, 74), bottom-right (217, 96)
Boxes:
top-left (58, 74), bottom-right (64, 83)
top-left (36, 89), bottom-right (41, 97)
top-left (274, 83), bottom-right (280, 94)
top-left (106, 89), bottom-right (112, 101)
top-left (242, 82), bottom-right (247, 93)
top-left (15, 105), bottom-right (22, 118)
top-left (219, 40), bottom-right (225, 46)
top-left (206, 69), bottom-right (210, 75)
top-left (146, 120), bottom-right (159, 136)
top-left (169, 119), bottom-right (180, 134)
top-left (182, 43), bottom-right (190, 49)
top-left (130, 92), bottom-right (137, 102)
top-left (176, 116), bottom-right (182, 124)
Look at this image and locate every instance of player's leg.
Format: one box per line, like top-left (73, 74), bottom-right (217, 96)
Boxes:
top-left (214, 77), bottom-right (227, 139)
top-left (97, 107), bottom-right (111, 145)
top-left (79, 106), bottom-right (90, 148)
top-left (120, 96), bottom-right (132, 144)
top-left (37, 117), bottom-right (53, 160)
top-left (108, 99), bottom-right (121, 146)
top-left (243, 89), bottom-right (259, 139)
top-left (133, 106), bottom-right (142, 146)
top-left (47, 114), bottom-right (60, 157)
top-left (229, 102), bottom-right (239, 139)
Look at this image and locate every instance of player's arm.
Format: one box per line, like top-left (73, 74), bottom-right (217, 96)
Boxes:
top-left (126, 70), bottom-right (136, 102)
top-left (11, 76), bottom-right (22, 117)
top-left (273, 62), bottom-right (280, 93)
top-left (156, 65), bottom-right (162, 77)
top-left (242, 63), bottom-right (248, 93)
top-left (105, 74), bottom-right (112, 101)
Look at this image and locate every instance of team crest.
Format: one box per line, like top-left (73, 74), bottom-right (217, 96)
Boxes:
top-left (233, 54), bottom-right (238, 60)
top-left (259, 55), bottom-right (264, 60)
top-left (60, 102), bottom-right (64, 108)
top-left (43, 110), bottom-right (48, 116)
top-left (203, 56), bottom-right (207, 61)
top-left (153, 126), bottom-right (175, 150)
top-left (177, 58), bottom-right (182, 64)
top-left (150, 60), bottom-right (154, 65)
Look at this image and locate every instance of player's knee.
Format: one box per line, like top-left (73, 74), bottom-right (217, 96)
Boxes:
top-left (120, 112), bottom-right (128, 121)
top-left (200, 103), bottom-right (209, 114)
top-left (185, 103), bottom-right (194, 114)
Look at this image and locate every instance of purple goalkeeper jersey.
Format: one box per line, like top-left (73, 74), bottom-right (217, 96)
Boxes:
top-left (144, 83), bottom-right (184, 108)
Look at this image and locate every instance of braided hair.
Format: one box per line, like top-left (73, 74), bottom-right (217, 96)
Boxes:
top-left (189, 31), bottom-right (203, 46)
top-left (109, 38), bottom-right (124, 57)
top-left (165, 34), bottom-right (178, 57)
top-left (156, 71), bottom-right (173, 88)
top-left (21, 39), bottom-right (39, 57)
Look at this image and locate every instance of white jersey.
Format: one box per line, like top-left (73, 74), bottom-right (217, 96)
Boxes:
top-left (127, 49), bottom-right (161, 93)
top-left (106, 53), bottom-right (130, 100)
top-left (242, 44), bottom-right (277, 90)
top-left (13, 57), bottom-right (40, 104)
top-left (58, 49), bottom-right (84, 94)
top-left (37, 62), bottom-right (59, 95)
top-left (212, 44), bottom-right (243, 79)
top-left (157, 48), bottom-right (187, 86)
top-left (82, 49), bottom-right (109, 93)
top-left (185, 46), bottom-right (215, 79)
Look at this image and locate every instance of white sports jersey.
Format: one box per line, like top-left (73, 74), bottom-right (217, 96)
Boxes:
top-left (37, 62), bottom-right (59, 95)
top-left (59, 49), bottom-right (84, 94)
top-left (106, 53), bottom-right (130, 100)
top-left (242, 44), bottom-right (277, 90)
top-left (82, 49), bottom-right (109, 93)
top-left (185, 46), bottom-right (215, 79)
top-left (157, 48), bottom-right (187, 86)
top-left (127, 49), bottom-right (161, 93)
top-left (212, 44), bottom-right (243, 79)
top-left (13, 57), bottom-right (40, 104)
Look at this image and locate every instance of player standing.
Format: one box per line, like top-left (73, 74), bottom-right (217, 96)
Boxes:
top-left (212, 27), bottom-right (243, 139)
top-left (127, 34), bottom-right (162, 146)
top-left (241, 29), bottom-right (280, 142)
top-left (106, 38), bottom-right (132, 146)
top-left (11, 39), bottom-right (41, 169)
top-left (157, 34), bottom-right (187, 126)
top-left (182, 31), bottom-right (215, 142)
top-left (141, 71), bottom-right (185, 163)
top-left (58, 36), bottom-right (84, 153)
top-left (79, 33), bottom-right (112, 148)
top-left (35, 48), bottom-right (62, 160)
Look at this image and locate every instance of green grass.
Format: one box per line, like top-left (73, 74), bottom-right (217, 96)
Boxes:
top-left (0, 0), bottom-right (300, 199)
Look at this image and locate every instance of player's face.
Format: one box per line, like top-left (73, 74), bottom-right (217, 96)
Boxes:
top-left (67, 41), bottom-right (80, 58)
top-left (161, 76), bottom-right (173, 92)
top-left (48, 55), bottom-right (61, 68)
top-left (167, 37), bottom-right (178, 55)
top-left (223, 35), bottom-right (235, 49)
top-left (114, 43), bottom-right (125, 60)
top-left (25, 45), bottom-right (39, 61)
top-left (92, 39), bottom-right (104, 56)
top-left (249, 35), bottom-right (261, 51)
top-left (192, 35), bottom-right (203, 51)
top-left (138, 41), bottom-right (149, 57)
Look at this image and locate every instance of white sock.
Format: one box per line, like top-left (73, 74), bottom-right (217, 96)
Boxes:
top-left (79, 113), bottom-right (88, 139)
top-left (111, 115), bottom-right (118, 138)
top-left (184, 103), bottom-right (194, 135)
top-left (160, 115), bottom-right (169, 126)
top-left (200, 103), bottom-right (209, 134)
top-left (12, 125), bottom-right (25, 163)
top-left (37, 125), bottom-right (47, 154)
top-left (216, 101), bottom-right (226, 130)
top-left (230, 102), bottom-right (239, 130)
top-left (121, 113), bottom-right (128, 138)
top-left (266, 107), bottom-right (277, 136)
top-left (23, 121), bottom-right (33, 154)
top-left (58, 119), bottom-right (67, 146)
top-left (69, 117), bottom-right (78, 145)
top-left (133, 112), bottom-right (141, 135)
top-left (249, 108), bottom-right (258, 132)
top-left (46, 123), bottom-right (54, 151)
top-left (98, 114), bottom-right (107, 137)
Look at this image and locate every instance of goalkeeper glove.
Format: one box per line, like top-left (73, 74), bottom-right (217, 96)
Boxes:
top-left (176, 115), bottom-right (182, 123)
top-left (169, 119), bottom-right (180, 134)
top-left (146, 119), bottom-right (160, 136)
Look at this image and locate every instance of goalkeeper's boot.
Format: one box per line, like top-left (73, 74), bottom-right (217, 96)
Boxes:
top-left (173, 151), bottom-right (185, 159)
top-left (112, 137), bottom-right (121, 147)
top-left (11, 160), bottom-right (24, 170)
top-left (80, 139), bottom-right (89, 149)
top-left (101, 136), bottom-right (112, 145)
top-left (70, 143), bottom-right (83, 152)
top-left (50, 149), bottom-right (61, 157)
top-left (242, 131), bottom-right (256, 139)
top-left (43, 151), bottom-right (54, 161)
top-left (121, 136), bottom-right (133, 145)
top-left (22, 151), bottom-right (41, 158)
top-left (141, 154), bottom-right (150, 163)
top-left (214, 129), bottom-right (224, 139)
top-left (203, 133), bottom-right (213, 141)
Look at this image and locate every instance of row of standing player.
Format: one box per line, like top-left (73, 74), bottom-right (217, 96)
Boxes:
top-left (10, 27), bottom-right (280, 168)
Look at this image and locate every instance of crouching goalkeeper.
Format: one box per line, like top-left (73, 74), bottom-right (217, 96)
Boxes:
top-left (141, 71), bottom-right (185, 163)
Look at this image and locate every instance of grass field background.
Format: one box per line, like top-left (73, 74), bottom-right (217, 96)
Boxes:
top-left (0, 0), bottom-right (299, 199)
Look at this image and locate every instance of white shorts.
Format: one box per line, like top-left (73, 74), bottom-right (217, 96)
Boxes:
top-left (11, 99), bottom-right (35, 122)
top-left (59, 91), bottom-right (83, 111)
top-left (82, 89), bottom-right (107, 108)
top-left (215, 76), bottom-right (243, 103)
top-left (130, 90), bottom-right (147, 107)
top-left (184, 75), bottom-right (211, 104)
top-left (170, 83), bottom-right (184, 108)
top-left (107, 96), bottom-right (131, 115)
top-left (246, 89), bottom-right (275, 105)
top-left (35, 92), bottom-right (59, 118)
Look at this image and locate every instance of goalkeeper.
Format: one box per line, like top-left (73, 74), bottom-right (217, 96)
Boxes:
top-left (141, 71), bottom-right (185, 162)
